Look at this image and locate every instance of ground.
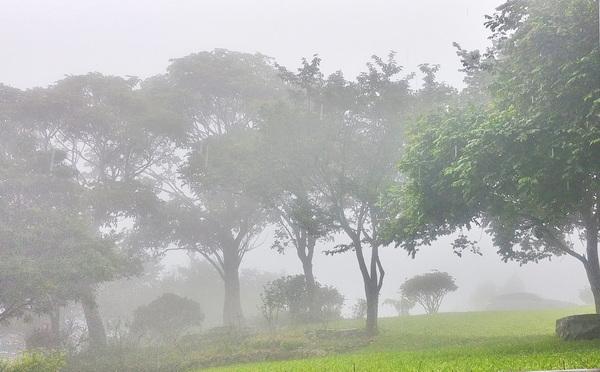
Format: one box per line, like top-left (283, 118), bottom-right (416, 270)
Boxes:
top-left (205, 307), bottom-right (600, 372)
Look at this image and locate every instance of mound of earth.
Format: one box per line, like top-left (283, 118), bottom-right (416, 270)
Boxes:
top-left (486, 292), bottom-right (576, 311)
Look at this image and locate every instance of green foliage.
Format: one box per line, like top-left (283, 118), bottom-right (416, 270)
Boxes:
top-left (400, 271), bottom-right (458, 314)
top-left (260, 275), bottom-right (344, 325)
top-left (131, 293), bottom-right (204, 343)
top-left (0, 353), bottom-right (65, 372)
top-left (204, 307), bottom-right (600, 371)
top-left (62, 322), bottom-right (369, 372)
top-left (385, 0), bottom-right (600, 307)
top-left (0, 96), bottom-right (123, 322)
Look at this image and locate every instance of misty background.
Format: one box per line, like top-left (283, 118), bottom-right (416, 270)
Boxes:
top-left (0, 0), bottom-right (588, 319)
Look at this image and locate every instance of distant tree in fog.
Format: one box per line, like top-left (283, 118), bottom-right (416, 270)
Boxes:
top-left (15, 73), bottom-right (169, 348)
top-left (137, 50), bottom-right (282, 327)
top-left (400, 272), bottom-right (458, 314)
top-left (257, 56), bottom-right (336, 317)
top-left (383, 296), bottom-right (415, 316)
top-left (351, 299), bottom-right (368, 320)
top-left (0, 85), bottom-right (127, 348)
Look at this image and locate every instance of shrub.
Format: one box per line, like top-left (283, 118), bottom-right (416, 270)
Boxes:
top-left (351, 299), bottom-right (367, 320)
top-left (130, 293), bottom-right (204, 343)
top-left (0, 352), bottom-right (65, 372)
top-left (383, 296), bottom-right (415, 316)
top-left (260, 275), bottom-right (344, 325)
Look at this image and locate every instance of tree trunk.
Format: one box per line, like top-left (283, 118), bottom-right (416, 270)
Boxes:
top-left (584, 221), bottom-right (600, 313)
top-left (222, 247), bottom-right (244, 327)
top-left (298, 235), bottom-right (317, 318)
top-left (355, 242), bottom-right (382, 336)
top-left (81, 290), bottom-right (107, 349)
top-left (365, 280), bottom-right (379, 336)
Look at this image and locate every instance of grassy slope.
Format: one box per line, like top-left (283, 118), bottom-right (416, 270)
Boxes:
top-left (206, 307), bottom-right (600, 372)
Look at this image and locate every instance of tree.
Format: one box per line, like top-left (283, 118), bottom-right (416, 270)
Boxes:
top-left (257, 57), bottom-right (337, 316)
top-left (130, 293), bottom-right (204, 343)
top-left (274, 53), bottom-right (455, 335)
top-left (141, 50), bottom-right (281, 327)
top-left (383, 296), bottom-right (415, 316)
top-left (400, 272), bottom-right (458, 314)
top-left (385, 0), bottom-right (600, 312)
top-left (351, 299), bottom-right (367, 320)
top-left (0, 84), bottom-right (124, 344)
top-left (18, 73), bottom-right (162, 347)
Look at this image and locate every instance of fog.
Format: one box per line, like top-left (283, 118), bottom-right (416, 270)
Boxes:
top-left (1, 1), bottom-right (598, 370)
top-left (1, 0), bottom-right (499, 89)
top-left (241, 230), bottom-right (589, 316)
top-left (1, 0), bottom-right (589, 321)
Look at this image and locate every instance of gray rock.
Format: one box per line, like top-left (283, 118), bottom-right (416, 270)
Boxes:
top-left (556, 314), bottom-right (600, 340)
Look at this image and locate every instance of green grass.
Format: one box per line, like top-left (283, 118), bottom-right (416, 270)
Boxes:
top-left (205, 307), bottom-right (600, 372)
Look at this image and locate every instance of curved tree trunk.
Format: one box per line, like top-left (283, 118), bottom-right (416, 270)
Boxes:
top-left (81, 289), bottom-right (107, 349)
top-left (298, 235), bottom-right (317, 318)
top-left (356, 243), bottom-right (383, 336)
top-left (222, 247), bottom-right (244, 327)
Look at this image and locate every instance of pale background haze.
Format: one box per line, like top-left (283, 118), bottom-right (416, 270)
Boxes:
top-left (0, 0), bottom-right (588, 315)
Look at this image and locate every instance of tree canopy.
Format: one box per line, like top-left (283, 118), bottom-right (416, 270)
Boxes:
top-left (385, 0), bottom-right (600, 310)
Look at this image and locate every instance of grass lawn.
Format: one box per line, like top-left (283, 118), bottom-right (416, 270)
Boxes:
top-left (205, 307), bottom-right (600, 372)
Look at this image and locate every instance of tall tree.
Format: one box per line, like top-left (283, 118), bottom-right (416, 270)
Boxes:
top-left (0, 84), bottom-right (123, 340)
top-left (387, 0), bottom-right (600, 311)
top-left (19, 73), bottom-right (162, 347)
top-left (276, 54), bottom-right (455, 335)
top-left (257, 57), bottom-right (335, 316)
top-left (142, 50), bottom-right (281, 326)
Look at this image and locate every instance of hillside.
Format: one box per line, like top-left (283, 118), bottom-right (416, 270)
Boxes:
top-left (206, 307), bottom-right (600, 371)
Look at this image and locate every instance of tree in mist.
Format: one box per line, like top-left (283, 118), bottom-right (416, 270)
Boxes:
top-left (257, 56), bottom-right (337, 316)
top-left (386, 0), bottom-right (600, 312)
top-left (352, 299), bottom-right (368, 320)
top-left (17, 73), bottom-right (164, 348)
top-left (383, 296), bottom-right (415, 316)
top-left (140, 50), bottom-right (281, 327)
top-left (400, 272), bottom-right (457, 314)
top-left (0, 86), bottom-right (126, 346)
top-left (275, 54), bottom-right (455, 335)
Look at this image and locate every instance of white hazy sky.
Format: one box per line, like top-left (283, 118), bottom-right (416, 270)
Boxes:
top-left (1, 0), bottom-right (590, 315)
top-left (2, 0), bottom-right (501, 89)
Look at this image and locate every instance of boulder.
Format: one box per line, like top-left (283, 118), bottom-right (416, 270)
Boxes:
top-left (556, 314), bottom-right (600, 340)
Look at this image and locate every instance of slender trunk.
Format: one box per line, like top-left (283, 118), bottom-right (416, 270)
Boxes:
top-left (81, 289), bottom-right (107, 349)
top-left (355, 243), bottom-right (381, 336)
top-left (302, 259), bottom-right (316, 289)
top-left (222, 246), bottom-right (244, 327)
top-left (298, 234), bottom-right (317, 318)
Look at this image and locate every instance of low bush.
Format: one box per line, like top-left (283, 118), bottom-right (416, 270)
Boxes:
top-left (0, 352), bottom-right (65, 372)
top-left (260, 275), bottom-right (344, 326)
